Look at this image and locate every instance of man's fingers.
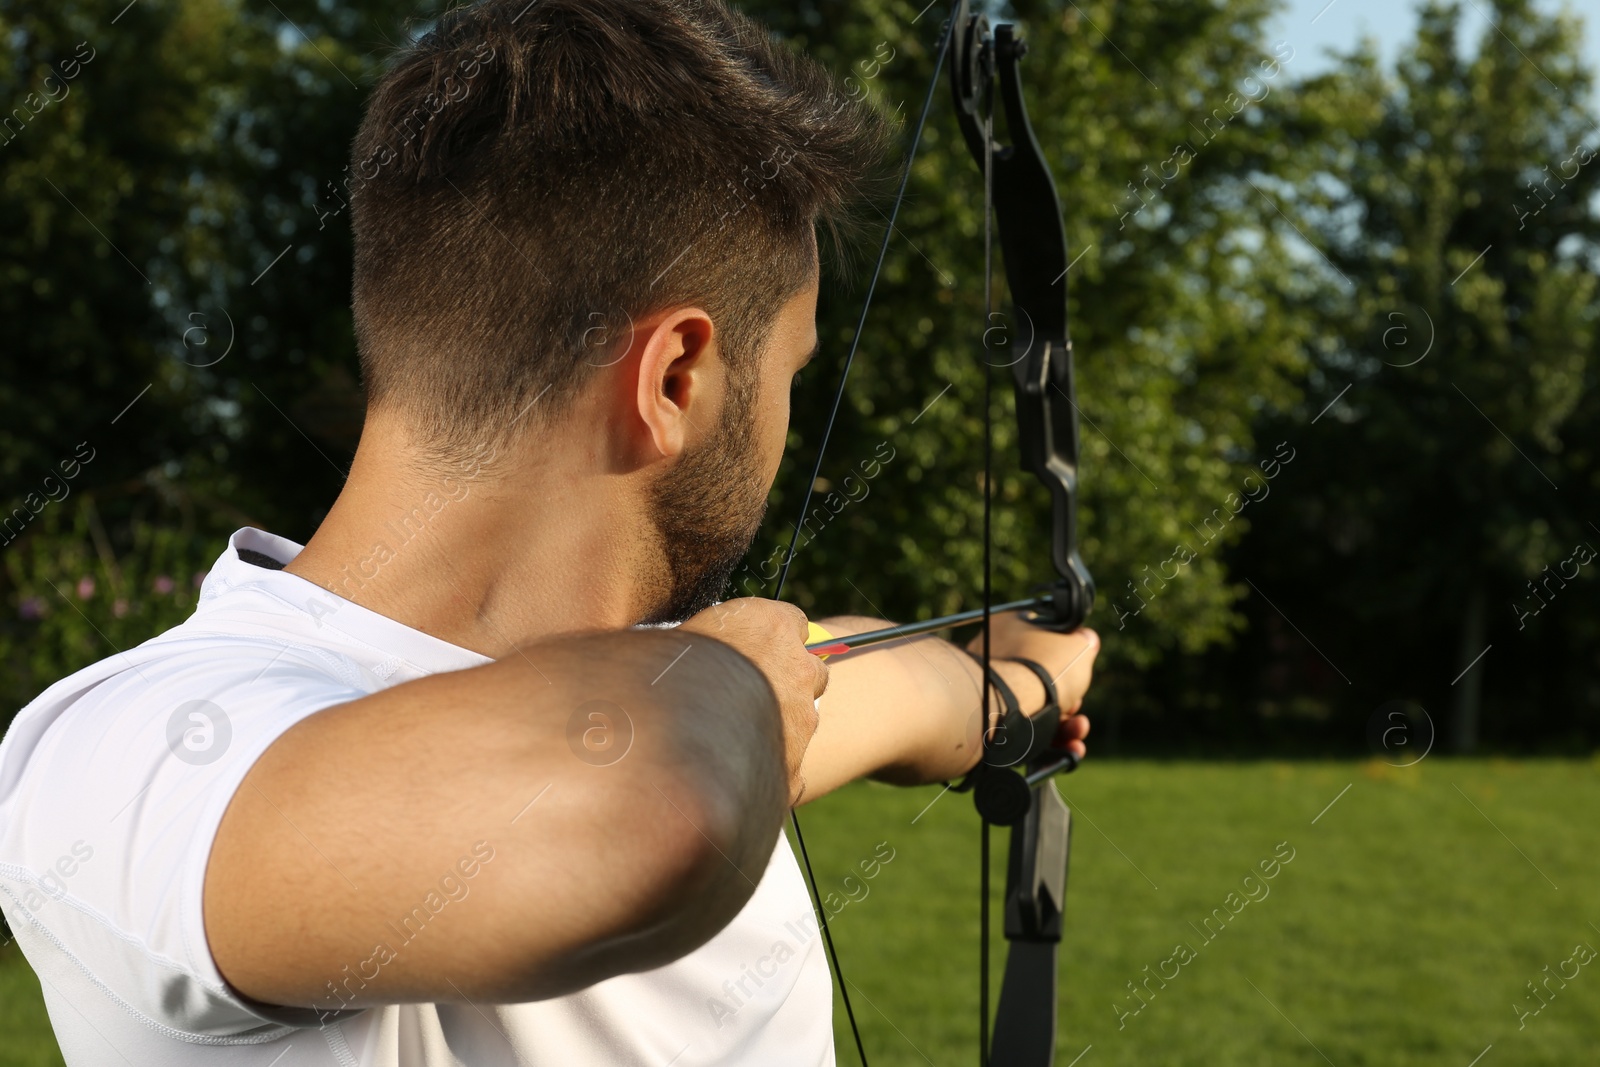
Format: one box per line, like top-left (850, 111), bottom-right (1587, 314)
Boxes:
top-left (679, 599), bottom-right (825, 804)
top-left (1050, 712), bottom-right (1090, 758)
top-left (783, 602), bottom-right (809, 642)
top-left (812, 657), bottom-right (830, 701)
top-left (1052, 628), bottom-right (1099, 706)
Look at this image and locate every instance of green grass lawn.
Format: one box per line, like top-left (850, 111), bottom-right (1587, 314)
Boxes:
top-left (799, 758), bottom-right (1600, 1067)
top-left (0, 932), bottom-right (63, 1067)
top-left (3, 758), bottom-right (1596, 1066)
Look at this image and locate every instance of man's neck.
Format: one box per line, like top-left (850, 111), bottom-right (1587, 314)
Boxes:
top-left (285, 416), bottom-right (660, 658)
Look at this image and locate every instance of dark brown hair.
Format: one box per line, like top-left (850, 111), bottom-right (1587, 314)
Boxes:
top-left (348, 0), bottom-right (893, 466)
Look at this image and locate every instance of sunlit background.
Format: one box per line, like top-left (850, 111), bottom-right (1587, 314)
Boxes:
top-left (2, 0), bottom-right (1596, 1064)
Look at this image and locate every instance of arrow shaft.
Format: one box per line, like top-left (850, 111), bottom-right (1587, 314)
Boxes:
top-left (805, 595), bottom-right (1050, 653)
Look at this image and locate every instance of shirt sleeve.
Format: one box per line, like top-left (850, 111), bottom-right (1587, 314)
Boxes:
top-left (0, 637), bottom-right (375, 1038)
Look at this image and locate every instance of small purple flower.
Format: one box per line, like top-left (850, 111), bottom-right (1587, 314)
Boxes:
top-left (153, 575), bottom-right (176, 595)
top-left (18, 596), bottom-right (46, 620)
top-left (112, 598), bottom-right (129, 618)
top-left (76, 576), bottom-right (95, 600)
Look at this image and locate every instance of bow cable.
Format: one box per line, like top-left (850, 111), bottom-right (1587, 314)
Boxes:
top-left (978, 55), bottom-right (997, 1067)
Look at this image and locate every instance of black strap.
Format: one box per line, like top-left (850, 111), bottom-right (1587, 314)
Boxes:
top-left (960, 649), bottom-right (1034, 770)
top-left (1008, 656), bottom-right (1066, 760)
top-left (1007, 656), bottom-right (1059, 713)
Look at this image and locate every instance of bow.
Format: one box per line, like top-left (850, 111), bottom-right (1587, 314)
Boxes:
top-left (773, 2), bottom-right (1094, 1064)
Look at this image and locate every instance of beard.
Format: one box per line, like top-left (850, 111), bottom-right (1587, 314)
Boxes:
top-left (638, 381), bottom-right (770, 625)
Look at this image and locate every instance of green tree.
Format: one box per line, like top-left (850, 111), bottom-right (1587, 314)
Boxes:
top-left (4, 0), bottom-right (1322, 732)
top-left (750, 0), bottom-right (1315, 737)
top-left (0, 0), bottom-right (430, 713)
top-left (1237, 0), bottom-right (1600, 751)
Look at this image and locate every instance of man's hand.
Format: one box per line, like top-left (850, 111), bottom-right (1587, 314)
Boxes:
top-left (967, 613), bottom-right (1098, 761)
top-left (790, 612), bottom-right (1100, 800)
top-left (682, 599), bottom-right (827, 805)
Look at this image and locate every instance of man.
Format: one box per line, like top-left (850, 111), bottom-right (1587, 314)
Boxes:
top-left (0, 0), bottom-right (1097, 1063)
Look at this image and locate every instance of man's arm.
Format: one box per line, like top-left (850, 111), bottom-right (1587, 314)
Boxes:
top-left (204, 626), bottom-right (796, 1013)
top-left (796, 614), bottom-right (1097, 801)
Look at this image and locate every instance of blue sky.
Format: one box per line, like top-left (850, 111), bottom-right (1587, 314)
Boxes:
top-left (1268, 0), bottom-right (1597, 86)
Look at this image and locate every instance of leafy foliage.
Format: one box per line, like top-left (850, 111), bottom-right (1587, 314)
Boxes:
top-left (750, 0), bottom-right (1313, 687)
top-left (0, 0), bottom-right (1596, 752)
top-left (1224, 0), bottom-right (1600, 753)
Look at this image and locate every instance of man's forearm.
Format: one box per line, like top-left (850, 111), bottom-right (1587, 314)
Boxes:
top-left (797, 616), bottom-right (1052, 798)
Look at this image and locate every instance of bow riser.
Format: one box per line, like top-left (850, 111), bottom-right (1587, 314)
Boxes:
top-left (1018, 341), bottom-right (1094, 630)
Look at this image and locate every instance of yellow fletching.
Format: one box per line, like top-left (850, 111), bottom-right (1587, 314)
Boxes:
top-left (807, 621), bottom-right (835, 659)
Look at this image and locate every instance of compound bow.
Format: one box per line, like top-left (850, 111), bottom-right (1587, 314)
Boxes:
top-left (774, 2), bottom-right (1093, 1064)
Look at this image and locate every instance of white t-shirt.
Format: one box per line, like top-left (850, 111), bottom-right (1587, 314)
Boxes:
top-left (0, 527), bottom-right (834, 1066)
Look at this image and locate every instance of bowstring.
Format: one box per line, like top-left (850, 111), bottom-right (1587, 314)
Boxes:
top-left (771, 21), bottom-right (953, 602)
top-left (977, 59), bottom-right (997, 1067)
top-left (768, 14), bottom-right (957, 1067)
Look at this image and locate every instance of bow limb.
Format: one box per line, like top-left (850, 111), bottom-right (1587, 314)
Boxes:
top-left (951, 5), bottom-right (1094, 632)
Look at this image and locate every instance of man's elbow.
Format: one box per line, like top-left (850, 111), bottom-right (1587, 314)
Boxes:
top-left (590, 635), bottom-right (789, 961)
top-left (587, 760), bottom-right (780, 971)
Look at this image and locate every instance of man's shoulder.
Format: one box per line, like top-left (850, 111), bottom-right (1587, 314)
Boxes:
top-left (0, 615), bottom-right (384, 1043)
top-left (0, 615), bottom-right (379, 826)
top-left (9, 618), bottom-right (364, 737)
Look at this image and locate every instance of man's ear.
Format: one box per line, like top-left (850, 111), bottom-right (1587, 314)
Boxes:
top-left (632, 307), bottom-right (721, 461)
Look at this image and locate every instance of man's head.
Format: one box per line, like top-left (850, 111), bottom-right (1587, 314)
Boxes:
top-left (346, 0), bottom-right (889, 623)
